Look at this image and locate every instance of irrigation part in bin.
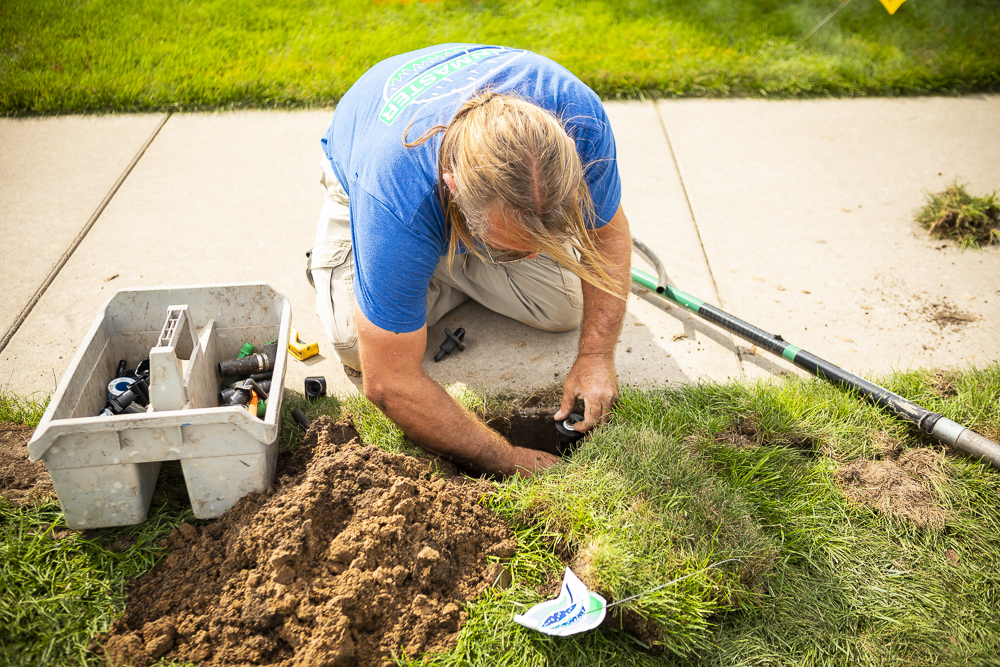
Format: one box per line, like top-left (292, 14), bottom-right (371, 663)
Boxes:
top-left (220, 381), bottom-right (271, 406)
top-left (27, 284), bottom-right (291, 529)
top-left (218, 343), bottom-right (279, 378)
top-left (107, 376), bottom-right (136, 399)
top-left (631, 236), bottom-right (1000, 470)
top-left (99, 358), bottom-right (152, 416)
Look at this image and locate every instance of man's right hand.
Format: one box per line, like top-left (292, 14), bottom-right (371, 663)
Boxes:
top-left (354, 304), bottom-right (559, 477)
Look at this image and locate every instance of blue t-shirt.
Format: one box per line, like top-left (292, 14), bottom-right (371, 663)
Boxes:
top-left (321, 44), bottom-right (621, 333)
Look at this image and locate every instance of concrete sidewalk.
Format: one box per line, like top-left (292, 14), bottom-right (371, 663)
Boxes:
top-left (2, 96), bottom-right (998, 404)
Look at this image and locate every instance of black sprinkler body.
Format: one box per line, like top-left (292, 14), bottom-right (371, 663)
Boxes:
top-left (434, 327), bottom-right (466, 362)
top-left (555, 412), bottom-right (586, 452)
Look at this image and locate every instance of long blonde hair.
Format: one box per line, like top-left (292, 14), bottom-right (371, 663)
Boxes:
top-left (404, 91), bottom-right (621, 298)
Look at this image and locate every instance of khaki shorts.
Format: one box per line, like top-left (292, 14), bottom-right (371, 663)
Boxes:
top-left (311, 156), bottom-right (583, 371)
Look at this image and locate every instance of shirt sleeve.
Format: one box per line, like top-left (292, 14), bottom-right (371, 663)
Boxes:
top-left (570, 106), bottom-right (621, 228)
top-left (349, 185), bottom-right (442, 333)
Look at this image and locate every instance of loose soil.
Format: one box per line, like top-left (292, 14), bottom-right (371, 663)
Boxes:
top-left (835, 448), bottom-right (946, 529)
top-left (0, 421), bottom-right (53, 505)
top-left (923, 301), bottom-right (977, 328)
top-left (716, 417), bottom-right (762, 449)
top-left (714, 416), bottom-right (818, 457)
top-left (98, 416), bottom-right (516, 666)
top-left (929, 370), bottom-right (960, 398)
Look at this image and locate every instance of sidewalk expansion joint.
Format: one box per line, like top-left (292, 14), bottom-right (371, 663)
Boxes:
top-left (0, 112), bottom-right (172, 356)
top-left (654, 104), bottom-right (746, 374)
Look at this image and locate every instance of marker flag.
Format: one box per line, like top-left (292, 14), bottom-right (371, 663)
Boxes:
top-left (513, 568), bottom-right (607, 636)
top-left (878, 0), bottom-right (906, 14)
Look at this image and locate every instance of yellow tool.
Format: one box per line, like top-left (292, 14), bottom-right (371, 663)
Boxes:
top-left (288, 328), bottom-right (319, 361)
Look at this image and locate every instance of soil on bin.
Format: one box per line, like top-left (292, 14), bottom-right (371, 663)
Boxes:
top-left (99, 416), bottom-right (516, 666)
top-left (0, 422), bottom-right (53, 504)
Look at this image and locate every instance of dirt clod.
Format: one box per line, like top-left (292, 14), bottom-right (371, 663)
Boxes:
top-left (714, 417), bottom-right (817, 456)
top-left (716, 417), bottom-right (762, 449)
top-left (835, 448), bottom-right (946, 529)
top-left (98, 416), bottom-right (514, 666)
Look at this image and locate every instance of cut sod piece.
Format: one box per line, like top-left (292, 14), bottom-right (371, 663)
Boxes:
top-left (917, 181), bottom-right (1000, 248)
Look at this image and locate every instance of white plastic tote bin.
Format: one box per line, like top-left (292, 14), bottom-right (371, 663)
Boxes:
top-left (27, 283), bottom-right (291, 529)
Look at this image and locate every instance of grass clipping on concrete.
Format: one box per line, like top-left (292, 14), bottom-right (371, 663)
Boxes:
top-left (4, 367), bottom-right (1000, 666)
top-left (917, 181), bottom-right (1000, 248)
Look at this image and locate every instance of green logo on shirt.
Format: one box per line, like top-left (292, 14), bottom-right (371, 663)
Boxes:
top-left (379, 47), bottom-right (503, 126)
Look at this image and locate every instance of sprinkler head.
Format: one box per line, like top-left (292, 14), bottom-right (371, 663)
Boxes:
top-left (555, 412), bottom-right (586, 452)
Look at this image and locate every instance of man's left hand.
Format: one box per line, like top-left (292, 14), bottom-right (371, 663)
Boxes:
top-left (555, 352), bottom-right (619, 433)
top-left (553, 204), bottom-right (631, 435)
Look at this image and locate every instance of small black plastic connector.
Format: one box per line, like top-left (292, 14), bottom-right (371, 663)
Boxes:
top-left (434, 327), bottom-right (466, 362)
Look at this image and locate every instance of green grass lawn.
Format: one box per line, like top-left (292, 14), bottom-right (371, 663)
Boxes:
top-left (1, 0), bottom-right (998, 115)
top-left (3, 365), bottom-right (1000, 666)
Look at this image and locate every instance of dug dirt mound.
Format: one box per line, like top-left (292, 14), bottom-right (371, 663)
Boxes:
top-left (99, 416), bottom-right (515, 666)
top-left (0, 422), bottom-right (53, 505)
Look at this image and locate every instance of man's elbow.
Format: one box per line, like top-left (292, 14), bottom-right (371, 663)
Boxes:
top-left (362, 376), bottom-right (390, 412)
top-left (361, 373), bottom-right (410, 416)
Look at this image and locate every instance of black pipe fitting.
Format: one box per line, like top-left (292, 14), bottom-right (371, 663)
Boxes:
top-left (305, 376), bottom-right (327, 400)
top-left (225, 378), bottom-right (269, 408)
top-left (292, 408), bottom-right (311, 431)
top-left (218, 352), bottom-right (274, 378)
top-left (220, 380), bottom-right (271, 406)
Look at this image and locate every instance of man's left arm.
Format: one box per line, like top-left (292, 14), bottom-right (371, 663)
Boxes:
top-left (555, 204), bottom-right (632, 431)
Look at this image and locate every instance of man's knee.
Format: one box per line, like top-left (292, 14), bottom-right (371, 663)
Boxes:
top-left (533, 300), bottom-right (583, 333)
top-left (533, 265), bottom-right (583, 332)
top-left (334, 341), bottom-right (361, 372)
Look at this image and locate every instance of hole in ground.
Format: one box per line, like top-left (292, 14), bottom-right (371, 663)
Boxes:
top-left (486, 407), bottom-right (579, 458)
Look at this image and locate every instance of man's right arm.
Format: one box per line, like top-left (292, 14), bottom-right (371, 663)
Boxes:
top-left (354, 304), bottom-right (559, 477)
